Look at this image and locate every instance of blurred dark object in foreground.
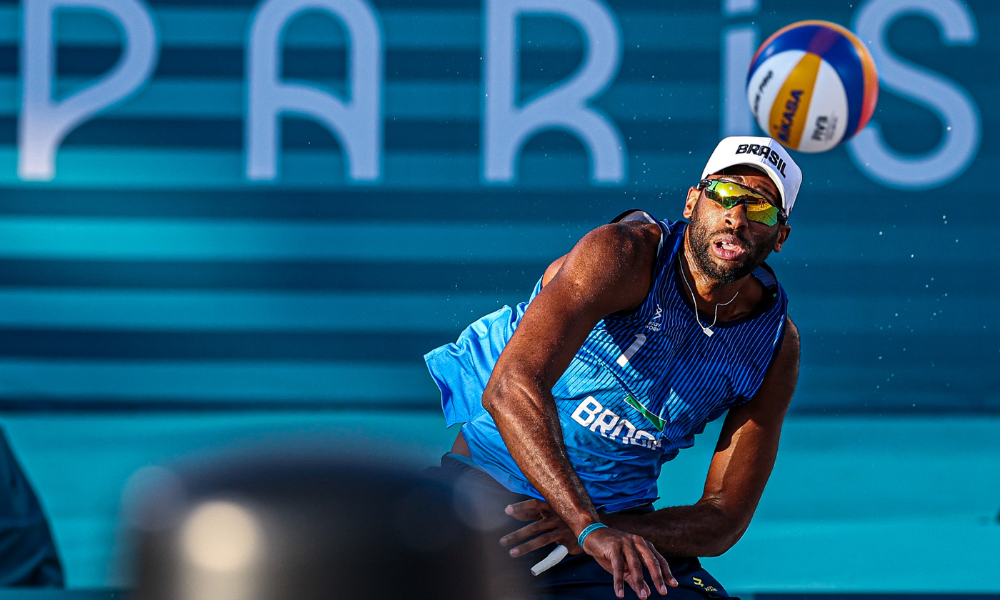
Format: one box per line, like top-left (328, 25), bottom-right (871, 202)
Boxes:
top-left (129, 455), bottom-right (529, 600)
top-left (0, 428), bottom-right (63, 587)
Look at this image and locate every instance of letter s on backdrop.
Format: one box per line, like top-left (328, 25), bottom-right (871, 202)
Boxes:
top-left (848, 0), bottom-right (980, 190)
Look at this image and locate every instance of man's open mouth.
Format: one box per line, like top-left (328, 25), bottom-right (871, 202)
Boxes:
top-left (711, 235), bottom-right (747, 261)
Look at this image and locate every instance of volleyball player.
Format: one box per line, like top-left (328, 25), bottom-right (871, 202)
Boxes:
top-left (426, 137), bottom-right (802, 599)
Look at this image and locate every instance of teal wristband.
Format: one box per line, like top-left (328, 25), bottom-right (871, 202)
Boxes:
top-left (577, 523), bottom-right (608, 548)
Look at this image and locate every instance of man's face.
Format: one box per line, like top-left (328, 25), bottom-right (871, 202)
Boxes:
top-left (682, 166), bottom-right (791, 284)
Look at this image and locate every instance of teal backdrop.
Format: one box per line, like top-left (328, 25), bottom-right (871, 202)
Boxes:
top-left (0, 0), bottom-right (995, 414)
top-left (0, 0), bottom-right (998, 591)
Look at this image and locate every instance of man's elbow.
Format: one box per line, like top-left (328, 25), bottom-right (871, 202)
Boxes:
top-left (481, 387), bottom-right (501, 416)
top-left (482, 373), bottom-right (548, 422)
top-left (481, 375), bottom-right (522, 416)
top-left (701, 524), bottom-right (749, 557)
top-left (481, 379), bottom-right (501, 415)
top-left (697, 502), bottom-right (753, 557)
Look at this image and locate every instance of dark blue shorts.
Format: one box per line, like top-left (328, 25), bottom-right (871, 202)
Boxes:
top-left (429, 454), bottom-right (738, 600)
top-left (535, 552), bottom-right (735, 600)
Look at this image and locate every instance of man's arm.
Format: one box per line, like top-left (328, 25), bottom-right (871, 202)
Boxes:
top-left (482, 220), bottom-right (673, 597)
top-left (502, 317), bottom-right (800, 558)
top-left (606, 317), bottom-right (799, 555)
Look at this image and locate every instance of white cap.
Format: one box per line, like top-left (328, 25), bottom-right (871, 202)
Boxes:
top-left (700, 136), bottom-right (802, 216)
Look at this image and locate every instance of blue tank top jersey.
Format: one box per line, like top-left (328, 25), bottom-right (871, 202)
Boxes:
top-left (424, 211), bottom-right (789, 512)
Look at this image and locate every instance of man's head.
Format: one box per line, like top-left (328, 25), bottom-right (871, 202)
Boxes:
top-left (683, 136), bottom-right (801, 284)
top-left (701, 136), bottom-right (802, 215)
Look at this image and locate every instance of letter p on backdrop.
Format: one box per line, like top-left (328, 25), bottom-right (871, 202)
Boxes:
top-left (19, 0), bottom-right (159, 181)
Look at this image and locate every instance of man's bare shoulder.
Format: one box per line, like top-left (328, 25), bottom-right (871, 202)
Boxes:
top-left (749, 315), bottom-right (800, 407)
top-left (596, 219), bottom-right (662, 250)
top-left (780, 317), bottom-right (800, 362)
top-left (542, 220), bottom-right (661, 287)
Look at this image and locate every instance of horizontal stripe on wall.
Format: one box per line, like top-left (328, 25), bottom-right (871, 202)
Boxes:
top-left (0, 290), bottom-right (514, 332)
top-left (0, 5), bottom-right (989, 54)
top-left (794, 389), bottom-right (995, 416)
top-left (31, 42), bottom-right (973, 84)
top-left (0, 0), bottom-right (762, 15)
top-left (0, 219), bottom-right (975, 262)
top-left (0, 290), bottom-right (975, 334)
top-left (792, 389), bottom-right (1000, 415)
top-left (0, 186), bottom-right (980, 226)
top-left (0, 113), bottom-right (952, 155)
top-left (0, 8), bottom-right (721, 51)
top-left (3, 148), bottom-right (995, 191)
top-left (0, 260), bottom-right (968, 295)
top-left (0, 148), bottom-right (689, 189)
top-left (0, 0), bottom-right (991, 23)
top-left (0, 218), bottom-right (591, 260)
top-left (0, 328), bottom-right (451, 360)
top-left (0, 188), bottom-right (642, 220)
top-left (800, 368), bottom-right (996, 398)
top-left (0, 359), bottom-right (438, 401)
top-left (0, 46), bottom-right (718, 82)
top-left (39, 118), bottom-right (707, 153)
top-left (7, 79), bottom-right (984, 129)
top-left (797, 333), bottom-right (996, 368)
top-left (3, 79), bottom-right (720, 120)
top-left (0, 290), bottom-right (976, 335)
top-left (0, 259), bottom-right (547, 292)
top-left (0, 358), bottom-right (992, 414)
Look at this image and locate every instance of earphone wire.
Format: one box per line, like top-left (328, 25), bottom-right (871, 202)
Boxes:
top-left (679, 254), bottom-right (739, 336)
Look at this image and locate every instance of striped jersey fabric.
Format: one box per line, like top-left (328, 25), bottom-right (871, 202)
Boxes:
top-left (424, 211), bottom-right (788, 511)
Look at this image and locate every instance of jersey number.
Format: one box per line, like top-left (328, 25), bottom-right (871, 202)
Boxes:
top-left (616, 334), bottom-right (646, 367)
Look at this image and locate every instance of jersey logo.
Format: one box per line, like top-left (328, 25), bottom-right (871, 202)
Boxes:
top-left (645, 305), bottom-right (663, 332)
top-left (570, 397), bottom-right (661, 450)
top-left (624, 394), bottom-right (665, 432)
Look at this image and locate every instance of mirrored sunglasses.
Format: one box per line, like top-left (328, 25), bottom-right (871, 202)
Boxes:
top-left (698, 179), bottom-right (785, 227)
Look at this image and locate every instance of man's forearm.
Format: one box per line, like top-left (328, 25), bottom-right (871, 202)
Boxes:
top-left (485, 379), bottom-right (601, 535)
top-left (603, 502), bottom-right (746, 557)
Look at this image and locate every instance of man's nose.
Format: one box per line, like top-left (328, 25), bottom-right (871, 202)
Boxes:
top-left (723, 204), bottom-right (749, 228)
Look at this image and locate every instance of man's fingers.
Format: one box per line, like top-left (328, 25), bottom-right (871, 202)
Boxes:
top-left (508, 530), bottom-right (560, 557)
top-left (609, 549), bottom-right (625, 598)
top-left (635, 540), bottom-right (664, 596)
top-left (623, 539), bottom-right (649, 599)
top-left (504, 499), bottom-right (549, 521)
top-left (657, 550), bottom-right (678, 588)
top-left (499, 517), bottom-right (553, 547)
top-left (636, 540), bottom-right (670, 595)
top-left (577, 527), bottom-right (666, 598)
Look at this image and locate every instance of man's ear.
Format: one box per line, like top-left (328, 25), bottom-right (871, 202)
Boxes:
top-left (772, 224), bottom-right (791, 252)
top-left (682, 187), bottom-right (700, 219)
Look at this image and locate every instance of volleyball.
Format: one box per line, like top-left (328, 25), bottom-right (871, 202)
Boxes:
top-left (746, 20), bottom-right (879, 153)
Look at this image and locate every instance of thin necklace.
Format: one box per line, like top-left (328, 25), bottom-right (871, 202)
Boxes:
top-left (679, 255), bottom-right (739, 338)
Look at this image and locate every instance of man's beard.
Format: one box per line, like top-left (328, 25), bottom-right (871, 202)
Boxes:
top-left (687, 214), bottom-right (778, 284)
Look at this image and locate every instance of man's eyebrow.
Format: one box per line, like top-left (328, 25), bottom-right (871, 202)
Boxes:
top-left (758, 187), bottom-right (779, 204)
top-left (745, 182), bottom-right (779, 205)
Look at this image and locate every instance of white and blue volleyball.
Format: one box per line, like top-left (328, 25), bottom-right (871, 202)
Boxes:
top-left (746, 20), bottom-right (879, 153)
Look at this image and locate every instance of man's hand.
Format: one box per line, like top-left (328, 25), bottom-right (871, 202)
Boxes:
top-left (501, 499), bottom-right (581, 556)
top-left (585, 527), bottom-right (674, 599)
top-left (501, 500), bottom-right (678, 598)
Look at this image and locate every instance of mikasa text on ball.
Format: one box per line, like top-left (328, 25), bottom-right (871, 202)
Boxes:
top-left (746, 20), bottom-right (878, 153)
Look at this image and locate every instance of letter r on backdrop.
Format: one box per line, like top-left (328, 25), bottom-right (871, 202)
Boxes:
top-left (19, 0), bottom-right (158, 181)
top-left (483, 0), bottom-right (626, 184)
